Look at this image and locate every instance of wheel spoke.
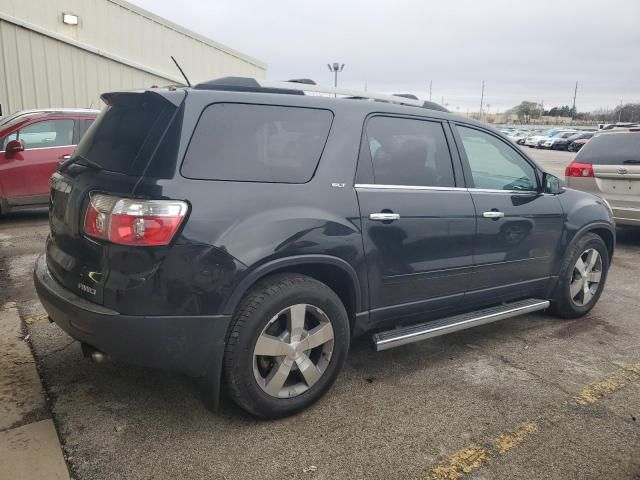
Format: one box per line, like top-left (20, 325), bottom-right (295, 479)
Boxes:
top-left (254, 334), bottom-right (290, 357)
top-left (289, 304), bottom-right (306, 341)
top-left (588, 271), bottom-right (601, 283)
top-left (585, 250), bottom-right (599, 272)
top-left (305, 323), bottom-right (334, 350)
top-left (574, 257), bottom-right (587, 276)
top-left (263, 359), bottom-right (292, 396)
top-left (570, 279), bottom-right (583, 298)
top-left (296, 354), bottom-right (322, 388)
top-left (582, 282), bottom-right (593, 304)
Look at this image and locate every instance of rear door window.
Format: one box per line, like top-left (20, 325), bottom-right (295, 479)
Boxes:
top-left (575, 132), bottom-right (640, 165)
top-left (364, 116), bottom-right (455, 187)
top-left (181, 103), bottom-right (333, 183)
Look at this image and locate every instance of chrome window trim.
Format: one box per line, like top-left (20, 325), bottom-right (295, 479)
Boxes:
top-left (354, 183), bottom-right (467, 192)
top-left (354, 183), bottom-right (538, 195)
top-left (468, 188), bottom-right (538, 195)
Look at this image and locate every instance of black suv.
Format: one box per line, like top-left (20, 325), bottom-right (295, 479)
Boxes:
top-left (34, 78), bottom-right (615, 418)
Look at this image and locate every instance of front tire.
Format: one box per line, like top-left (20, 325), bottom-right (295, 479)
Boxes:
top-left (223, 273), bottom-right (349, 418)
top-left (550, 233), bottom-right (609, 319)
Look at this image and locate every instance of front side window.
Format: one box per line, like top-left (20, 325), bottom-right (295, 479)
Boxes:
top-left (457, 126), bottom-right (537, 191)
top-left (182, 103), bottom-right (333, 183)
top-left (8, 120), bottom-right (75, 149)
top-left (365, 116), bottom-right (455, 187)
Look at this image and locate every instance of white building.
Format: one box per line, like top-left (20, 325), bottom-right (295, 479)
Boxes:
top-left (0, 0), bottom-right (266, 115)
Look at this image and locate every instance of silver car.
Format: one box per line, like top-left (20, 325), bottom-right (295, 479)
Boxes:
top-left (565, 129), bottom-right (640, 226)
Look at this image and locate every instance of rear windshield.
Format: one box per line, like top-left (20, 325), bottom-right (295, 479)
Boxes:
top-left (181, 103), bottom-right (333, 183)
top-left (74, 93), bottom-right (178, 176)
top-left (575, 132), bottom-right (640, 165)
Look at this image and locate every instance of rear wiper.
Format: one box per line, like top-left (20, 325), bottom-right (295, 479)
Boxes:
top-left (623, 159), bottom-right (640, 164)
top-left (59, 154), bottom-right (103, 172)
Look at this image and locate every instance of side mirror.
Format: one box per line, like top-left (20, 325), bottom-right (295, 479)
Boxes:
top-left (542, 172), bottom-right (564, 194)
top-left (5, 139), bottom-right (25, 156)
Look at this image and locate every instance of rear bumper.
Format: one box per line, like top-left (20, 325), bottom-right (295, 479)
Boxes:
top-left (33, 254), bottom-right (231, 378)
top-left (612, 209), bottom-right (640, 226)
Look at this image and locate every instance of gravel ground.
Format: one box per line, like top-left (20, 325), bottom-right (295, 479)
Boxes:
top-left (1, 150), bottom-right (639, 480)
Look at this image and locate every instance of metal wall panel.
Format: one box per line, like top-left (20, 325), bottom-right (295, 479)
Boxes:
top-left (0, 0), bottom-right (266, 114)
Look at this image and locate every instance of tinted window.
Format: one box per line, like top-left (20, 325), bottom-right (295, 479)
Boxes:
top-left (365, 116), bottom-right (455, 187)
top-left (74, 93), bottom-right (175, 174)
top-left (182, 103), bottom-right (333, 183)
top-left (4, 119), bottom-right (74, 149)
top-left (78, 118), bottom-right (95, 139)
top-left (457, 126), bottom-right (537, 191)
top-left (575, 132), bottom-right (640, 165)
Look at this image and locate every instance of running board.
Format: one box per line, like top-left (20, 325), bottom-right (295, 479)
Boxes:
top-left (372, 298), bottom-right (550, 352)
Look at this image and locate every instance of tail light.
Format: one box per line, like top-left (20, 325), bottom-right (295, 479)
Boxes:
top-left (84, 194), bottom-right (188, 246)
top-left (565, 162), bottom-right (594, 178)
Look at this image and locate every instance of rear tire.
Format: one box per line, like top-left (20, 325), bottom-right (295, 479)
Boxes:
top-left (549, 233), bottom-right (609, 319)
top-left (223, 273), bottom-right (349, 419)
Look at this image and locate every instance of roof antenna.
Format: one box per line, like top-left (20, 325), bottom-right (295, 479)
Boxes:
top-left (170, 56), bottom-right (191, 87)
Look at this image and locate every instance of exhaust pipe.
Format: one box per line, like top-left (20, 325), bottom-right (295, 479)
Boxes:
top-left (81, 343), bottom-right (110, 363)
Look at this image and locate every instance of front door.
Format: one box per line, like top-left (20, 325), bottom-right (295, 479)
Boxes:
top-left (356, 115), bottom-right (476, 329)
top-left (0, 118), bottom-right (75, 203)
top-left (453, 124), bottom-right (564, 304)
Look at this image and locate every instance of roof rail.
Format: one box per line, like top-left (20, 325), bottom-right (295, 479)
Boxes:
top-left (192, 77), bottom-right (449, 112)
top-left (259, 80), bottom-right (426, 108)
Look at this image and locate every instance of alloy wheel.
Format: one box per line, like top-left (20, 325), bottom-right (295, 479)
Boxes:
top-left (253, 304), bottom-right (334, 398)
top-left (570, 248), bottom-right (602, 307)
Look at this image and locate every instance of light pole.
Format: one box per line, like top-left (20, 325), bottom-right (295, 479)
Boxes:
top-left (327, 62), bottom-right (345, 93)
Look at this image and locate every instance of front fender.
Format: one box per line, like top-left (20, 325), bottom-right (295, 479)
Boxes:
top-left (559, 188), bottom-right (616, 258)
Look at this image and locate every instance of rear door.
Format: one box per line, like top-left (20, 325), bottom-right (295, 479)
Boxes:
top-left (572, 131), bottom-right (640, 224)
top-left (452, 123), bottom-right (564, 304)
top-left (356, 115), bottom-right (476, 328)
top-left (0, 118), bottom-right (75, 202)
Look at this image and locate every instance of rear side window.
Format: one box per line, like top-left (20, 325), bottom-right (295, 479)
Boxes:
top-left (181, 103), bottom-right (333, 183)
top-left (365, 116), bottom-right (455, 187)
top-left (74, 93), bottom-right (176, 175)
top-left (78, 118), bottom-right (95, 139)
top-left (576, 132), bottom-right (640, 165)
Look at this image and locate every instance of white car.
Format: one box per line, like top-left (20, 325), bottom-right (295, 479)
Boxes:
top-left (524, 129), bottom-right (575, 148)
top-left (540, 131), bottom-right (579, 149)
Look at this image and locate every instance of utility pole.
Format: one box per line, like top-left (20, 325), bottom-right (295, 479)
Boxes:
top-left (479, 80), bottom-right (485, 122)
top-left (571, 81), bottom-right (578, 120)
top-left (441, 96), bottom-right (444, 107)
top-left (429, 80), bottom-right (433, 102)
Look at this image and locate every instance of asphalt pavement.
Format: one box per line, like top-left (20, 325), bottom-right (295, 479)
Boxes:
top-left (1, 149), bottom-right (639, 480)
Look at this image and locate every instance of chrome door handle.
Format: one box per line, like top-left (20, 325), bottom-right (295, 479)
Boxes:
top-left (369, 213), bottom-right (400, 221)
top-left (483, 211), bottom-right (505, 219)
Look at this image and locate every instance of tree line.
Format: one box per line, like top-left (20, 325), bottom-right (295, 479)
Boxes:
top-left (507, 101), bottom-right (640, 123)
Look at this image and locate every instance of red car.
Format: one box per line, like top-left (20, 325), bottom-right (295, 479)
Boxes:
top-left (0, 109), bottom-right (99, 214)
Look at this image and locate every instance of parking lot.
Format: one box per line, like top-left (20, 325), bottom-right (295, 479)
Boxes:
top-left (1, 148), bottom-right (639, 480)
